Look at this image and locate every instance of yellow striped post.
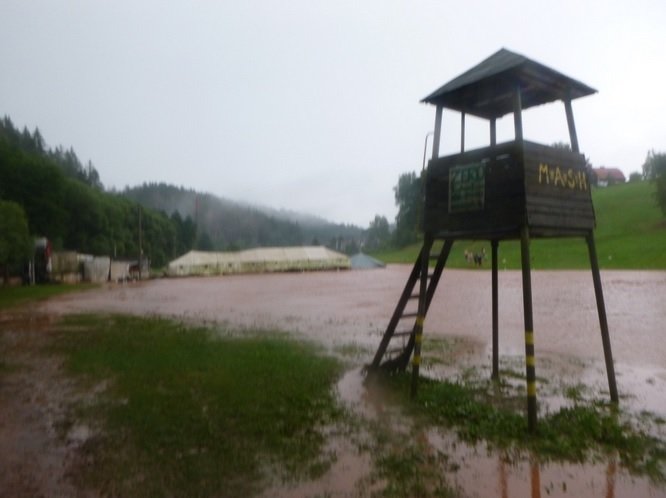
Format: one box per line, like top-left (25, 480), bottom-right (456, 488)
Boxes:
top-left (410, 314), bottom-right (425, 396)
top-left (521, 226), bottom-right (537, 432)
top-left (411, 237), bottom-right (433, 398)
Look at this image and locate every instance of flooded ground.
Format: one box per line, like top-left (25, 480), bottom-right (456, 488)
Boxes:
top-left (16, 267), bottom-right (666, 496)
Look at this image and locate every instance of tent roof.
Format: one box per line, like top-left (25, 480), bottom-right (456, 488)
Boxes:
top-left (421, 48), bottom-right (596, 119)
top-left (168, 246), bottom-right (349, 268)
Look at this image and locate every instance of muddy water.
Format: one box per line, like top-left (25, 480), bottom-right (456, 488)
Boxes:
top-left (0, 310), bottom-right (86, 497)
top-left (40, 267), bottom-right (666, 496)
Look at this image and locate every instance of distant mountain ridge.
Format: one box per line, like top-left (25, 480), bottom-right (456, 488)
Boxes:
top-left (123, 183), bottom-right (363, 252)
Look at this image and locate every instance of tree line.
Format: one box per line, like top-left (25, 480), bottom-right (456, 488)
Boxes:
top-left (0, 116), bottom-right (366, 280)
top-left (123, 183), bottom-right (365, 254)
top-left (0, 116), bottom-right (196, 278)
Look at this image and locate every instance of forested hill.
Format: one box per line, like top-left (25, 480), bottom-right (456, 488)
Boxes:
top-left (0, 115), bottom-right (363, 272)
top-left (123, 183), bottom-right (364, 252)
top-left (0, 117), bottom-right (195, 268)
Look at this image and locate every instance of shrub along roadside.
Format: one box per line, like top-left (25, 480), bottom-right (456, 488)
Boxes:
top-left (49, 314), bottom-right (344, 497)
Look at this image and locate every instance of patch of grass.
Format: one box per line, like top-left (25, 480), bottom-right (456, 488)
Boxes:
top-left (372, 445), bottom-right (456, 498)
top-left (0, 283), bottom-right (97, 310)
top-left (50, 314), bottom-right (344, 497)
top-left (334, 342), bottom-right (371, 360)
top-left (381, 373), bottom-right (666, 482)
top-left (372, 182), bottom-right (666, 269)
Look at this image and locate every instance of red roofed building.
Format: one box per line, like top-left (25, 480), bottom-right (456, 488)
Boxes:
top-left (592, 167), bottom-right (626, 187)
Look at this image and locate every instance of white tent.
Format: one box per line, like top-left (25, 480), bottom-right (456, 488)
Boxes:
top-left (167, 246), bottom-right (350, 277)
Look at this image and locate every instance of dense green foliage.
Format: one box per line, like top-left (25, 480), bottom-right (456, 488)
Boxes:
top-left (51, 314), bottom-right (343, 497)
top-left (124, 182), bottom-right (364, 252)
top-left (374, 181), bottom-right (666, 269)
top-left (393, 171), bottom-right (423, 247)
top-left (0, 117), bottom-right (195, 267)
top-left (0, 115), bottom-right (364, 274)
top-left (643, 150), bottom-right (666, 215)
top-left (0, 200), bottom-right (31, 279)
top-left (124, 183), bottom-right (304, 249)
top-left (365, 214), bottom-right (391, 251)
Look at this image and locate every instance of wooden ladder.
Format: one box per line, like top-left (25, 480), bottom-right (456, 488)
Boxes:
top-left (369, 238), bottom-right (453, 372)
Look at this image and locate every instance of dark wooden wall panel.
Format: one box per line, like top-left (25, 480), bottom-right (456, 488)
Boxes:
top-left (424, 140), bottom-right (595, 239)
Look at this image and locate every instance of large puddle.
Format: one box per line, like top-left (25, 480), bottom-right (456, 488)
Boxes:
top-left (335, 367), bottom-right (666, 498)
top-left (40, 267), bottom-right (666, 496)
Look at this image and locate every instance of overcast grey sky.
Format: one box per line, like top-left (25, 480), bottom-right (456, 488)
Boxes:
top-left (1, 1), bottom-right (664, 226)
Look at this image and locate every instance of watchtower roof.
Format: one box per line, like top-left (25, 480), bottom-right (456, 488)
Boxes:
top-left (422, 48), bottom-right (596, 119)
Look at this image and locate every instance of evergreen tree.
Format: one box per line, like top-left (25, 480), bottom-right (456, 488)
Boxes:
top-left (643, 150), bottom-right (666, 215)
top-left (393, 171), bottom-right (423, 247)
top-left (0, 200), bottom-right (32, 282)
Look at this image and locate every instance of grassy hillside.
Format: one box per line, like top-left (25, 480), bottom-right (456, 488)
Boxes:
top-left (373, 181), bottom-right (666, 270)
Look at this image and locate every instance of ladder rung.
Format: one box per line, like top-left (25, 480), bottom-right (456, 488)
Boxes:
top-left (409, 294), bottom-right (420, 300)
top-left (386, 347), bottom-right (405, 356)
top-left (428, 254), bottom-right (440, 260)
top-left (401, 312), bottom-right (418, 319)
top-left (393, 331), bottom-right (413, 338)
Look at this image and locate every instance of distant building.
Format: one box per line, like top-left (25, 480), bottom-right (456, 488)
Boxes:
top-left (592, 167), bottom-right (626, 187)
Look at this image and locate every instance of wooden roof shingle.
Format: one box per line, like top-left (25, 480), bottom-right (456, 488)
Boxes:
top-left (422, 49), bottom-right (596, 119)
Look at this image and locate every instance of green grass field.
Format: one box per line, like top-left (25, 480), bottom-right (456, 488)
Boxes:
top-left (373, 181), bottom-right (666, 270)
top-left (0, 283), bottom-right (97, 310)
top-left (51, 314), bottom-right (343, 497)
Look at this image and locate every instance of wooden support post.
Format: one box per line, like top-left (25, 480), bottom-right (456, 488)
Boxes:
top-left (586, 231), bottom-right (619, 403)
top-left (490, 118), bottom-right (496, 147)
top-left (513, 87), bottom-right (523, 144)
top-left (432, 105), bottom-right (443, 160)
top-left (460, 112), bottom-right (466, 153)
top-left (564, 98), bottom-right (580, 153)
top-left (520, 225), bottom-right (537, 432)
top-left (491, 239), bottom-right (499, 380)
top-left (411, 235), bottom-right (433, 398)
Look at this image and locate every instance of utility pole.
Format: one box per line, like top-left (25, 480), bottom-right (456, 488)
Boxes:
top-left (138, 205), bottom-right (142, 280)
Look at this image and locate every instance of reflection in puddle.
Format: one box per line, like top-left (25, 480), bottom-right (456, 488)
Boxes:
top-left (337, 366), bottom-right (666, 498)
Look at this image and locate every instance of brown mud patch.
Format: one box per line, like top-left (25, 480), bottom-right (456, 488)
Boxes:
top-left (0, 309), bottom-right (98, 498)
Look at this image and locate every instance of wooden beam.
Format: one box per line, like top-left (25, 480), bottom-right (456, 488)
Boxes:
top-left (490, 118), bottom-right (496, 147)
top-left (586, 231), bottom-right (619, 403)
top-left (491, 239), bottom-right (499, 380)
top-left (513, 87), bottom-right (523, 143)
top-left (432, 105), bottom-right (443, 160)
top-left (460, 112), bottom-right (466, 153)
top-left (564, 98), bottom-right (580, 153)
top-left (411, 235), bottom-right (434, 398)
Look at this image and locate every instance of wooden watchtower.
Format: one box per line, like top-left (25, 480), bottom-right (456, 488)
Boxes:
top-left (369, 49), bottom-right (618, 431)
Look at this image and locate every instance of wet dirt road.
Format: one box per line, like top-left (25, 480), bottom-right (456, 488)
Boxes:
top-left (37, 266), bottom-right (666, 497)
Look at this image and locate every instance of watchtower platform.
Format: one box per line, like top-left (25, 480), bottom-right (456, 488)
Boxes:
top-left (369, 49), bottom-right (618, 432)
